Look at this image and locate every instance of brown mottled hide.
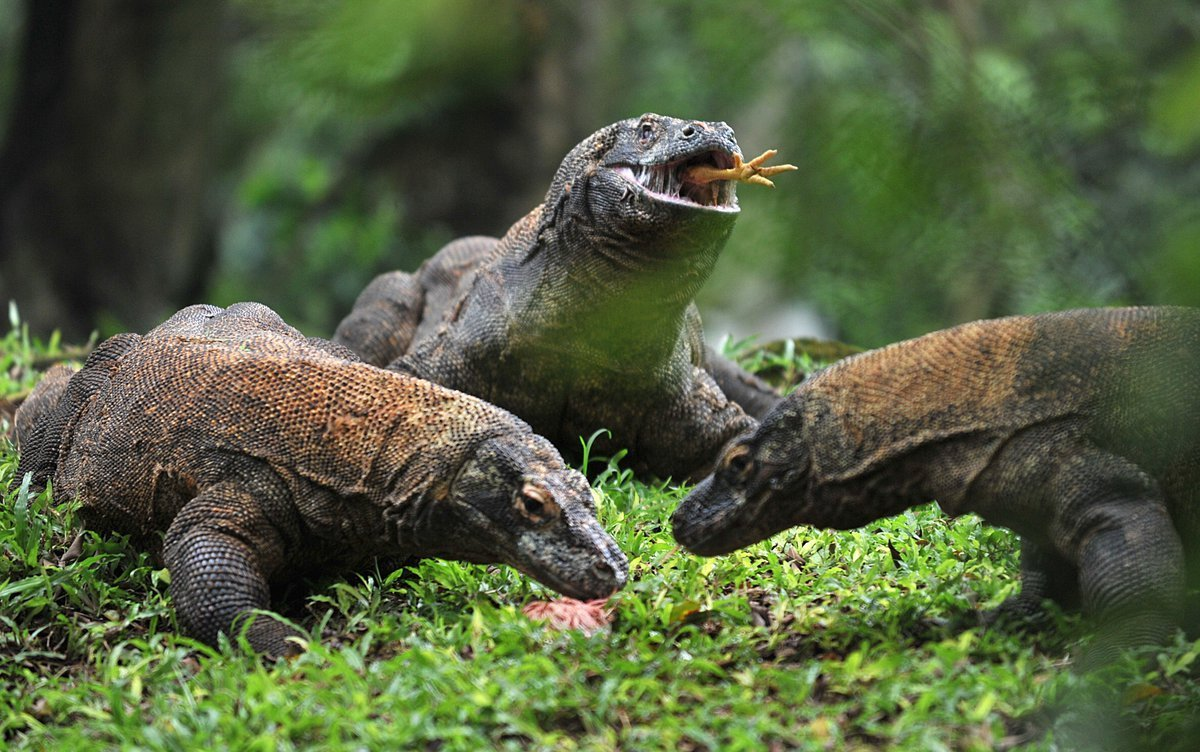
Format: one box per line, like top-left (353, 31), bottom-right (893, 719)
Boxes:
top-left (334, 114), bottom-right (782, 481)
top-left (11, 363), bottom-right (74, 446)
top-left (673, 307), bottom-right (1200, 664)
top-left (15, 303), bottom-right (627, 656)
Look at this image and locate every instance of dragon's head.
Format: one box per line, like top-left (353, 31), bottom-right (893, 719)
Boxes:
top-left (600, 113), bottom-right (745, 215)
top-left (547, 114), bottom-right (745, 233)
top-left (413, 432), bottom-right (628, 601)
top-left (525, 113), bottom-right (795, 330)
top-left (671, 394), bottom-right (817, 556)
top-left (533, 113), bottom-right (796, 324)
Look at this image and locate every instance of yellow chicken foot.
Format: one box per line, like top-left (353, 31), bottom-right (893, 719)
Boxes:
top-left (685, 149), bottom-right (798, 188)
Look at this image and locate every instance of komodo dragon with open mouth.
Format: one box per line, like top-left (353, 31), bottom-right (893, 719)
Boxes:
top-left (673, 307), bottom-right (1200, 664)
top-left (334, 113), bottom-right (796, 481)
top-left (14, 302), bottom-right (627, 657)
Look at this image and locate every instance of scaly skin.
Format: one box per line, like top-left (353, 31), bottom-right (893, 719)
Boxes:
top-left (15, 302), bottom-right (627, 657)
top-left (672, 307), bottom-right (1200, 664)
top-left (334, 114), bottom-right (786, 481)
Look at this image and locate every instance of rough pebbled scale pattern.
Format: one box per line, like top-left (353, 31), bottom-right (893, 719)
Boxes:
top-left (15, 302), bottom-right (628, 657)
top-left (672, 306), bottom-right (1200, 664)
top-left (334, 113), bottom-right (781, 482)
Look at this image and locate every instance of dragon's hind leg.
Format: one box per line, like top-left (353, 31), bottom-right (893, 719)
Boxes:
top-left (988, 538), bottom-right (1080, 628)
top-left (334, 270), bottom-right (424, 367)
top-left (1049, 449), bottom-right (1186, 668)
top-left (12, 363), bottom-right (77, 447)
top-left (334, 236), bottom-right (497, 367)
top-left (703, 346), bottom-right (783, 419)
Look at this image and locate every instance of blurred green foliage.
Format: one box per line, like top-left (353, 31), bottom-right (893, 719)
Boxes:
top-left (207, 0), bottom-right (1200, 346)
top-left (212, 0), bottom-right (529, 328)
top-left (6, 0), bottom-right (1193, 346)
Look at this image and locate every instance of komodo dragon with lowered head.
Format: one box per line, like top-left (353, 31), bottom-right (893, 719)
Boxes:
top-left (672, 307), bottom-right (1200, 663)
top-left (334, 113), bottom-right (795, 481)
top-left (14, 302), bottom-right (628, 657)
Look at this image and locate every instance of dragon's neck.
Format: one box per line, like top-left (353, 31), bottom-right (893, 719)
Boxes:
top-left (511, 218), bottom-right (730, 357)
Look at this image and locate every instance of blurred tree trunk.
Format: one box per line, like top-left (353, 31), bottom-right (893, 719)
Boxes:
top-left (0, 0), bottom-right (230, 340)
top-left (354, 1), bottom-right (620, 242)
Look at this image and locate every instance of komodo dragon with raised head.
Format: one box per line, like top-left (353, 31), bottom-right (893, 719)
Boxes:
top-left (334, 113), bottom-right (795, 481)
top-left (14, 302), bottom-right (628, 657)
top-left (672, 307), bottom-right (1200, 663)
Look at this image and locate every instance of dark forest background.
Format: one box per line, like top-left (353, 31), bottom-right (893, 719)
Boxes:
top-left (1, 0), bottom-right (1198, 348)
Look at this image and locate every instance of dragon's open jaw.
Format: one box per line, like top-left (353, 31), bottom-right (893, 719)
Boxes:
top-left (614, 150), bottom-right (740, 213)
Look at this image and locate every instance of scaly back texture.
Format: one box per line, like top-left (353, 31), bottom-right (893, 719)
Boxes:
top-left (797, 306), bottom-right (1199, 512)
top-left (16, 302), bottom-right (627, 656)
top-left (334, 114), bottom-right (783, 481)
top-left (674, 306), bottom-right (1200, 666)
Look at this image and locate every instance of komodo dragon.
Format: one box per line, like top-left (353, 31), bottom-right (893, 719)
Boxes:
top-left (672, 307), bottom-right (1200, 662)
top-left (14, 302), bottom-right (628, 657)
top-left (334, 113), bottom-right (795, 481)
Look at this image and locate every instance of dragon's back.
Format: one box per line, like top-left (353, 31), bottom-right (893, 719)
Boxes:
top-left (63, 337), bottom-right (495, 510)
top-left (1052, 307), bottom-right (1200, 488)
top-left (802, 307), bottom-right (1200, 485)
top-left (21, 303), bottom-right (510, 539)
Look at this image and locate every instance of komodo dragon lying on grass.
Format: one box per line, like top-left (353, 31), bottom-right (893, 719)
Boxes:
top-left (673, 307), bottom-right (1200, 663)
top-left (334, 113), bottom-right (795, 481)
top-left (14, 302), bottom-right (628, 657)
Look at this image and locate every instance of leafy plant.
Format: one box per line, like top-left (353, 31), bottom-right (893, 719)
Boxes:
top-left (2, 333), bottom-right (1197, 750)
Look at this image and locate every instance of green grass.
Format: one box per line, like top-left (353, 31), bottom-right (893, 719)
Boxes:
top-left (2, 324), bottom-right (1198, 750)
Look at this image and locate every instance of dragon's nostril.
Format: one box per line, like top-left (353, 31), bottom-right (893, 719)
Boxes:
top-left (592, 559), bottom-right (615, 578)
top-left (681, 125), bottom-right (697, 138)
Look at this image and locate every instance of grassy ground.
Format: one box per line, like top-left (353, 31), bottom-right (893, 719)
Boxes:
top-left (1, 321), bottom-right (1198, 750)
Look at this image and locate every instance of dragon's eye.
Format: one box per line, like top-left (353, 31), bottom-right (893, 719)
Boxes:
top-left (639, 122), bottom-right (655, 144)
top-left (722, 445), bottom-right (753, 481)
top-left (515, 483), bottom-right (559, 524)
top-left (523, 495), bottom-right (544, 517)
